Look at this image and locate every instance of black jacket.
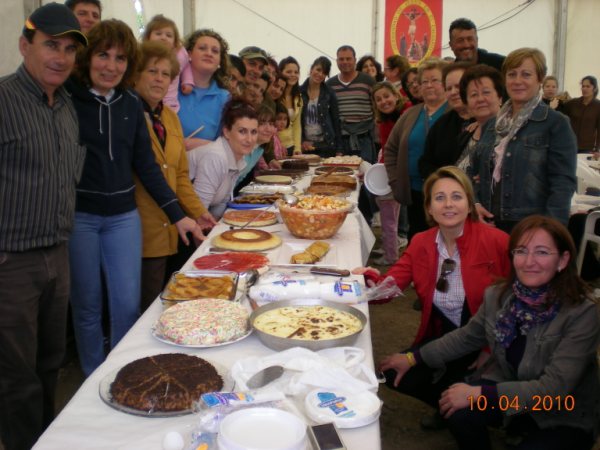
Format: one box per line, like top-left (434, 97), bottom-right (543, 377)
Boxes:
top-left (475, 48), bottom-right (505, 71)
top-left (418, 109), bottom-right (474, 179)
top-left (299, 79), bottom-right (343, 153)
top-left (66, 78), bottom-right (184, 221)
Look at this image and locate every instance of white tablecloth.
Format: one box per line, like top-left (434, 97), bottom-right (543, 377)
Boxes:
top-left (34, 175), bottom-right (379, 450)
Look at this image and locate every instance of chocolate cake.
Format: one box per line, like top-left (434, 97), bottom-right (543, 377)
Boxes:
top-left (110, 353), bottom-right (223, 412)
top-left (282, 159), bottom-right (309, 171)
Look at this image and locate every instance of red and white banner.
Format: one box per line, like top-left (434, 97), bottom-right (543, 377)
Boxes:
top-left (384, 0), bottom-right (443, 66)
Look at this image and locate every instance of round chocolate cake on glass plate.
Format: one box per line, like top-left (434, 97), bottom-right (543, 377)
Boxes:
top-left (109, 353), bottom-right (223, 413)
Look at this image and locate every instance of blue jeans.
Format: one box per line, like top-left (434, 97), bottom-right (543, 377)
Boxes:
top-left (341, 132), bottom-right (376, 163)
top-left (69, 210), bottom-right (141, 376)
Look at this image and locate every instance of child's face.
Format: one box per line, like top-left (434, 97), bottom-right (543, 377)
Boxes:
top-left (149, 27), bottom-right (176, 49)
top-left (275, 113), bottom-right (288, 131)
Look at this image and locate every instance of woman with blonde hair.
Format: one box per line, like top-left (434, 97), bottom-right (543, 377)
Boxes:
top-left (541, 75), bottom-right (563, 112)
top-left (384, 215), bottom-right (599, 450)
top-left (355, 166), bottom-right (510, 427)
top-left (471, 48), bottom-right (577, 232)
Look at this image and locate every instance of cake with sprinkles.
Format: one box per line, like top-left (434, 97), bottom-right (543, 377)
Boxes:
top-left (155, 299), bottom-right (249, 345)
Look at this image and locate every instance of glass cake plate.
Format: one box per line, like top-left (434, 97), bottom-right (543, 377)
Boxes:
top-left (151, 327), bottom-right (252, 348)
top-left (99, 358), bottom-right (232, 417)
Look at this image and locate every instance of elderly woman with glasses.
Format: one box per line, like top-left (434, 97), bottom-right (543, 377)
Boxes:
top-left (385, 58), bottom-right (450, 239)
top-left (384, 215), bottom-right (599, 450)
top-left (355, 166), bottom-right (509, 427)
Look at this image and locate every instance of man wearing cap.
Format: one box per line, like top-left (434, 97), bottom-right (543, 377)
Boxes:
top-left (239, 46), bottom-right (269, 84)
top-left (0, 3), bottom-right (87, 449)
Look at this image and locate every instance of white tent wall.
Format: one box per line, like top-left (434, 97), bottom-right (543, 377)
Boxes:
top-left (0, 0), bottom-right (597, 98)
top-left (436, 0), bottom-right (556, 74)
top-left (192, 0), bottom-right (374, 78)
top-left (2, 0), bottom-right (29, 74)
top-left (565, 0), bottom-right (600, 99)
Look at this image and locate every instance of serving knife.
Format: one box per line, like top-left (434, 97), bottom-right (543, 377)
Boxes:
top-left (268, 265), bottom-right (351, 277)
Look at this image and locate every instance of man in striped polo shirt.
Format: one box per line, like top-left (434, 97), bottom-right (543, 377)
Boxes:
top-left (326, 45), bottom-right (376, 163)
top-left (0, 4), bottom-right (87, 449)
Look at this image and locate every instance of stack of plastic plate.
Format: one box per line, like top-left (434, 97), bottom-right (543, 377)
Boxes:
top-left (304, 388), bottom-right (382, 428)
top-left (217, 407), bottom-right (307, 450)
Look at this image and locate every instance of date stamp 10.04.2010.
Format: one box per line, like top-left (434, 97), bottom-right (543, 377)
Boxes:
top-left (468, 394), bottom-right (575, 412)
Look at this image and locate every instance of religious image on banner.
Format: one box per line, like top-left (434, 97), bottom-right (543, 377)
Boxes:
top-left (385, 0), bottom-right (443, 66)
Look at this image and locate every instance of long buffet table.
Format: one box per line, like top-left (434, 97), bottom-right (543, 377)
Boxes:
top-left (34, 169), bottom-right (379, 450)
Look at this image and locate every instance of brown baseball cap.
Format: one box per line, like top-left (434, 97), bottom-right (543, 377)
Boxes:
top-left (24, 2), bottom-right (88, 46)
top-left (239, 46), bottom-right (268, 63)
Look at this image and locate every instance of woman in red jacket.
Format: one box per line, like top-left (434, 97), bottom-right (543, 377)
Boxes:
top-left (357, 166), bottom-right (510, 427)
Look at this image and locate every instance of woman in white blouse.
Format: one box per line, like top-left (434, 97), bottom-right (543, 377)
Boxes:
top-left (187, 100), bottom-right (258, 219)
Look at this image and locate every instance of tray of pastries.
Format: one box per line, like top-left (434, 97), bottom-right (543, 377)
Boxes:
top-left (160, 270), bottom-right (238, 306)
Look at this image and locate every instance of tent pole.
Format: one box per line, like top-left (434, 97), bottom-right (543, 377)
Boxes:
top-left (371, 0), bottom-right (379, 56)
top-left (554, 0), bottom-right (568, 88)
top-left (183, 0), bottom-right (195, 37)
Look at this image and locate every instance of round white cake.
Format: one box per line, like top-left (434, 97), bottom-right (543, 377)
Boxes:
top-left (155, 299), bottom-right (249, 345)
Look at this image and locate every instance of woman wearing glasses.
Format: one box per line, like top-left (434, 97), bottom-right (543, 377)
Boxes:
top-left (355, 166), bottom-right (509, 427)
top-left (384, 215), bottom-right (599, 450)
top-left (384, 58), bottom-right (450, 239)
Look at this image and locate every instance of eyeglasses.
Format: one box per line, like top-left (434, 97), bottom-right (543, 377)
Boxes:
top-left (436, 258), bottom-right (456, 293)
top-left (511, 248), bottom-right (559, 259)
top-left (420, 79), bottom-right (442, 86)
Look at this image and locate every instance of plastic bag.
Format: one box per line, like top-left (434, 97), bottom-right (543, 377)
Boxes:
top-left (364, 275), bottom-right (403, 302)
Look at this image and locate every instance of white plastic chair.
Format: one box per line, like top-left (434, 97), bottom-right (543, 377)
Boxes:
top-left (576, 211), bottom-right (600, 275)
top-left (576, 159), bottom-right (600, 194)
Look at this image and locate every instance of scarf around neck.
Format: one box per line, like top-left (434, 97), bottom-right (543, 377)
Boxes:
top-left (491, 92), bottom-right (542, 184)
top-left (494, 279), bottom-right (559, 348)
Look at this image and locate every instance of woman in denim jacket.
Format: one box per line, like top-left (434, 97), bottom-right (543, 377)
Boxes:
top-left (299, 56), bottom-right (343, 157)
top-left (470, 48), bottom-right (577, 233)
